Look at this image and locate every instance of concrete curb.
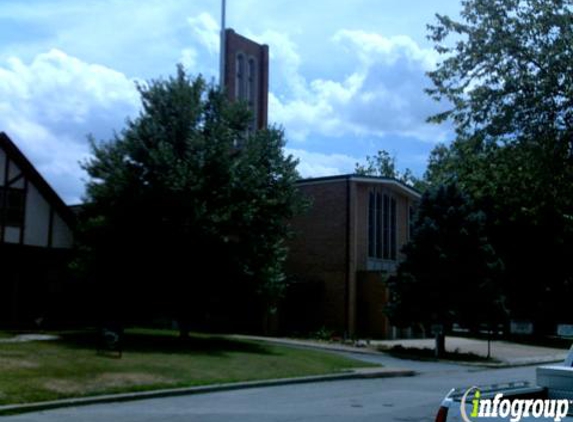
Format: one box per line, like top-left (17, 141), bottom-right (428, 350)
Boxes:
top-left (0, 368), bottom-right (415, 416)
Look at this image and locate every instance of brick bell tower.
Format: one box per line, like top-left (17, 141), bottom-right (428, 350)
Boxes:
top-left (221, 28), bottom-right (269, 131)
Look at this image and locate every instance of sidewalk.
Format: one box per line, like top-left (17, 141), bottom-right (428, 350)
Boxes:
top-left (234, 335), bottom-right (570, 367)
top-left (0, 333), bottom-right (60, 343)
top-left (231, 335), bottom-right (384, 355)
top-left (372, 337), bottom-right (569, 366)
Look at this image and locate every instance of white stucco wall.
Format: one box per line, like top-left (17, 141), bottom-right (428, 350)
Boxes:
top-left (8, 161), bottom-right (24, 188)
top-left (0, 149), bottom-right (5, 185)
top-left (24, 184), bottom-right (50, 247)
top-left (4, 226), bottom-right (20, 243)
top-left (51, 213), bottom-right (73, 248)
top-left (1, 143), bottom-right (73, 249)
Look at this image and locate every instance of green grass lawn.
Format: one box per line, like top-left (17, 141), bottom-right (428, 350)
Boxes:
top-left (0, 328), bottom-right (376, 405)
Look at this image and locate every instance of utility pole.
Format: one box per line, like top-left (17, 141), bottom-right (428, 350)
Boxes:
top-left (219, 0), bottom-right (226, 88)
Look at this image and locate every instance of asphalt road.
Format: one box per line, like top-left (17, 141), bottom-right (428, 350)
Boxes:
top-left (2, 351), bottom-right (540, 422)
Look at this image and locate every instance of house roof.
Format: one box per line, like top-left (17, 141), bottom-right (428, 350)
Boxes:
top-left (296, 173), bottom-right (421, 199)
top-left (0, 132), bottom-right (76, 228)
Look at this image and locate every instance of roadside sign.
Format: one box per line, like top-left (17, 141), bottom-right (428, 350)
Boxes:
top-left (510, 320), bottom-right (533, 335)
top-left (557, 324), bottom-right (573, 338)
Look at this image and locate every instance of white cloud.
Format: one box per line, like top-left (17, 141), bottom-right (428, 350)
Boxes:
top-left (333, 30), bottom-right (438, 69)
top-left (179, 48), bottom-right (199, 70)
top-left (0, 49), bottom-right (140, 203)
top-left (285, 148), bottom-right (359, 178)
top-left (253, 30), bottom-right (308, 100)
top-left (187, 13), bottom-right (220, 55)
top-left (0, 1), bottom-right (222, 82)
top-left (266, 29), bottom-right (450, 144)
top-left (0, 4), bottom-right (457, 201)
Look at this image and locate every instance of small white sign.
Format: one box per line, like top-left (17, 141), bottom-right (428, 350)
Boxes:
top-left (431, 324), bottom-right (444, 335)
top-left (557, 324), bottom-right (573, 338)
top-left (510, 320), bottom-right (533, 335)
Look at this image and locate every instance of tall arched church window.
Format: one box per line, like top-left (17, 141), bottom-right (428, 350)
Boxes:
top-left (247, 57), bottom-right (257, 128)
top-left (235, 53), bottom-right (246, 100)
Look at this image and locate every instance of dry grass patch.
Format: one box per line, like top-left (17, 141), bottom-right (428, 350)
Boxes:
top-left (42, 380), bottom-right (83, 395)
top-left (43, 373), bottom-right (174, 394)
top-left (94, 372), bottom-right (175, 388)
top-left (0, 357), bottom-right (39, 370)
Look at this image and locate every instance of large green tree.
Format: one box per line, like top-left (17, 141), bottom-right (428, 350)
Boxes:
top-left (386, 184), bottom-right (505, 355)
top-left (76, 66), bottom-right (303, 335)
top-left (355, 150), bottom-right (427, 191)
top-left (424, 0), bottom-right (573, 327)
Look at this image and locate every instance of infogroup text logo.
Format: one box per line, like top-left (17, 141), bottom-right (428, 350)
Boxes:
top-left (460, 387), bottom-right (570, 422)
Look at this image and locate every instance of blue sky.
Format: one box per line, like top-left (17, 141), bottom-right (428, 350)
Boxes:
top-left (0, 0), bottom-right (461, 204)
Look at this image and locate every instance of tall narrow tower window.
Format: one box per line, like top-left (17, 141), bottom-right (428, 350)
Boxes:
top-left (247, 57), bottom-right (257, 129)
top-left (375, 192), bottom-right (382, 258)
top-left (368, 191), bottom-right (375, 257)
top-left (383, 194), bottom-right (390, 259)
top-left (390, 197), bottom-right (397, 260)
top-left (235, 53), bottom-right (245, 100)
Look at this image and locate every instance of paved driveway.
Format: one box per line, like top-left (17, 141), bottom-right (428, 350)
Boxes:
top-left (2, 352), bottom-right (540, 422)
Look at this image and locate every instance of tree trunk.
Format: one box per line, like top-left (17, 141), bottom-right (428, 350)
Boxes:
top-left (178, 319), bottom-right (190, 339)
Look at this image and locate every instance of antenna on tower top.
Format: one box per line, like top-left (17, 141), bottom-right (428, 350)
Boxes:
top-left (219, 0), bottom-right (227, 89)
